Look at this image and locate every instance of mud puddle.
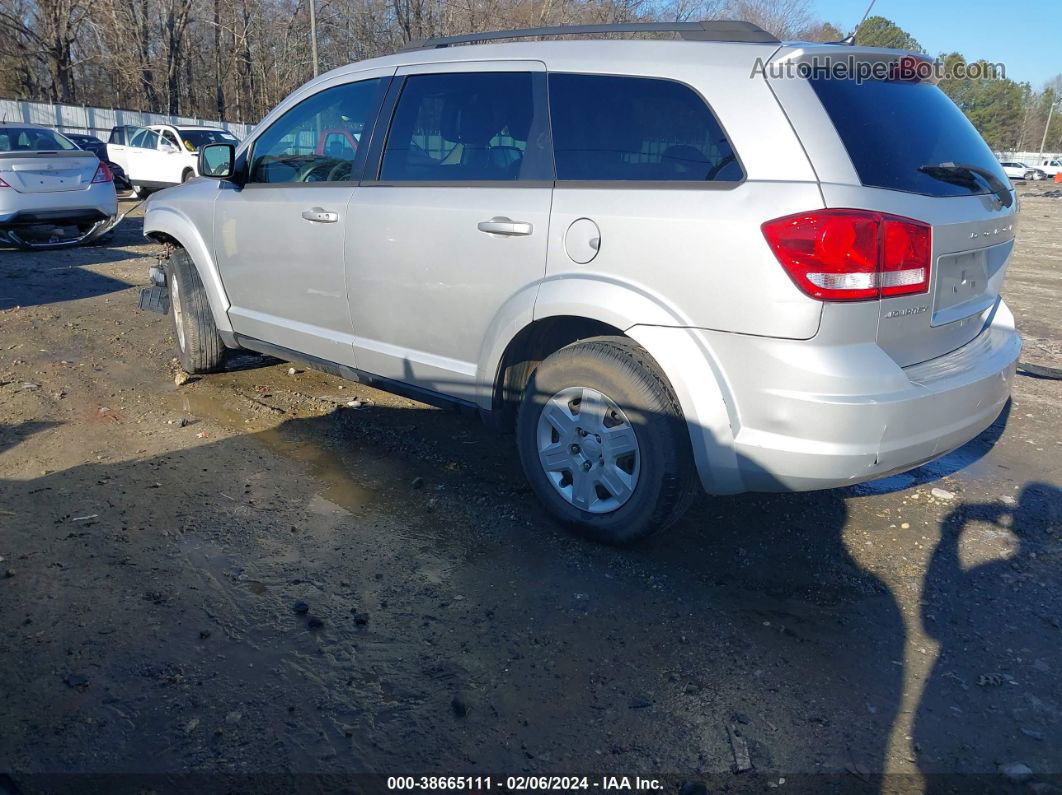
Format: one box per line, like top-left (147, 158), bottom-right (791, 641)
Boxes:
top-left (176, 383), bottom-right (385, 515)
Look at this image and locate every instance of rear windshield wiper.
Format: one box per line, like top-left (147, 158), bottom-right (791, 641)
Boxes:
top-left (919, 162), bottom-right (1013, 208)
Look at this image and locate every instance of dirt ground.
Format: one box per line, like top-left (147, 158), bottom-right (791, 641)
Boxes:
top-left (1, 185), bottom-right (1060, 794)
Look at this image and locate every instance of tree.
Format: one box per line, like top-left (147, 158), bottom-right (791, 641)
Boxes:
top-left (723, 0), bottom-right (813, 39)
top-left (939, 52), bottom-right (1027, 151)
top-left (798, 20), bottom-right (842, 42)
top-left (0, 0), bottom-right (93, 102)
top-left (855, 15), bottom-right (922, 52)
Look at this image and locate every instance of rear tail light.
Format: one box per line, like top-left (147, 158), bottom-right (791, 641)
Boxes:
top-left (761, 209), bottom-right (931, 301)
top-left (92, 161), bottom-right (114, 184)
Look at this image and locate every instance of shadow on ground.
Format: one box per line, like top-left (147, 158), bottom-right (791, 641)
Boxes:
top-left (916, 482), bottom-right (1062, 791)
top-left (0, 215), bottom-right (147, 310)
top-left (0, 395), bottom-right (1056, 791)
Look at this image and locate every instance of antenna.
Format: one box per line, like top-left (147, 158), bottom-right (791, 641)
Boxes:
top-left (839, 0), bottom-right (877, 45)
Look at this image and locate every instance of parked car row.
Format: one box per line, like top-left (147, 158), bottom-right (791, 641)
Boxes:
top-left (998, 160), bottom-right (1049, 181)
top-left (1, 121), bottom-right (241, 250)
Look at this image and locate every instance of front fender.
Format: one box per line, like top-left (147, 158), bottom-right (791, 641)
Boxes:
top-left (143, 201), bottom-right (232, 334)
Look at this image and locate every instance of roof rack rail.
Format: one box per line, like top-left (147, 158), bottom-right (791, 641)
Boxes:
top-left (400, 19), bottom-right (779, 51)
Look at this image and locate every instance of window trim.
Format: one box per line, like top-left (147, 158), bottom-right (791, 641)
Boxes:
top-left (361, 69), bottom-right (555, 186)
top-left (159, 128), bottom-right (181, 151)
top-left (546, 71), bottom-right (747, 190)
top-left (242, 75), bottom-right (390, 189)
top-left (131, 128), bottom-right (159, 150)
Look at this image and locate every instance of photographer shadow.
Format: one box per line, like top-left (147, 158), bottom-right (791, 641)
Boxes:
top-left (914, 483), bottom-right (1062, 790)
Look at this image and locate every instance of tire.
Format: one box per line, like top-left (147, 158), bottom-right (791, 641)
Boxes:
top-left (516, 336), bottom-right (697, 545)
top-left (181, 169), bottom-right (194, 183)
top-left (166, 247), bottom-right (225, 373)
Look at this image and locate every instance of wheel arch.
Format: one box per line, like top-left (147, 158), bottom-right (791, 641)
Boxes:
top-left (482, 277), bottom-right (743, 494)
top-left (144, 205), bottom-right (232, 334)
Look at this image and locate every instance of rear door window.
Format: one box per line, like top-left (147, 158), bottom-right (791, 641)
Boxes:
top-left (548, 74), bottom-right (743, 182)
top-left (380, 71), bottom-right (549, 182)
top-left (129, 128), bottom-right (159, 149)
top-left (809, 77), bottom-right (1009, 197)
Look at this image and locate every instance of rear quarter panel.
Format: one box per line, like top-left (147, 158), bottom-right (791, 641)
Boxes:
top-left (538, 43), bottom-right (826, 338)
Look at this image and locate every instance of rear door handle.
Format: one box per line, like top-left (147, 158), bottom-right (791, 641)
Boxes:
top-left (302, 207), bottom-right (338, 223)
top-left (477, 217), bottom-right (533, 236)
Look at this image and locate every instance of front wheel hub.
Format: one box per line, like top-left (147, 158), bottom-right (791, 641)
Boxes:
top-left (536, 386), bottom-right (641, 514)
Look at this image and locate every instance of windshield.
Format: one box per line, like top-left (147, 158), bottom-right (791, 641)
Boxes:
top-left (178, 129), bottom-right (239, 151)
top-left (0, 127), bottom-right (77, 153)
top-left (809, 77), bottom-right (1008, 198)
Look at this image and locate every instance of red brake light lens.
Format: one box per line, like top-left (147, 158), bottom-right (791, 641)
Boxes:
top-left (880, 218), bottom-right (931, 297)
top-left (761, 209), bottom-right (931, 302)
top-left (92, 161), bottom-right (114, 184)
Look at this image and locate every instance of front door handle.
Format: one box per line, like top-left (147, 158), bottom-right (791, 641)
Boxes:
top-left (302, 207), bottom-right (338, 223)
top-left (477, 217), bottom-right (533, 236)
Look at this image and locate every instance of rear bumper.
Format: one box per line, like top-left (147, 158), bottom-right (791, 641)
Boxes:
top-left (0, 184), bottom-right (118, 228)
top-left (0, 208), bottom-right (109, 227)
top-left (701, 300), bottom-right (1020, 492)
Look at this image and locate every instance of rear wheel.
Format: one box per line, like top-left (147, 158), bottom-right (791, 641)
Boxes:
top-left (516, 336), bottom-right (697, 544)
top-left (166, 248), bottom-right (225, 373)
top-left (181, 169), bottom-right (194, 183)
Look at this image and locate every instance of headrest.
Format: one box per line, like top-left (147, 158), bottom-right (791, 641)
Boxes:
top-left (441, 91), bottom-right (500, 146)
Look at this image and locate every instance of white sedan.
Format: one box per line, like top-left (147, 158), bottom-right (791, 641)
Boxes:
top-left (0, 122), bottom-right (118, 250)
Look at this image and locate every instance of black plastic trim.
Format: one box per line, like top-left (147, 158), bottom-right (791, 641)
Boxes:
top-left (233, 334), bottom-right (483, 415)
top-left (0, 208), bottom-right (108, 227)
top-left (401, 19), bottom-right (779, 50)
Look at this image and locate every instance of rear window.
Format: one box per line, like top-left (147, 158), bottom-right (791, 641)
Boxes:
top-left (549, 74), bottom-right (743, 182)
top-left (0, 127), bottom-right (76, 153)
top-left (809, 77), bottom-right (1007, 197)
top-left (178, 129), bottom-right (239, 151)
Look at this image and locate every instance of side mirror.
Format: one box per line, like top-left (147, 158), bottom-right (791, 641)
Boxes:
top-left (199, 143), bottom-right (235, 179)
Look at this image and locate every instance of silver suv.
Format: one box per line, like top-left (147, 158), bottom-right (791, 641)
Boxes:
top-left (141, 21), bottom-right (1022, 543)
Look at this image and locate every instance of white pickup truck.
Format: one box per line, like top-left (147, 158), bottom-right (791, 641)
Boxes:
top-left (107, 124), bottom-right (240, 195)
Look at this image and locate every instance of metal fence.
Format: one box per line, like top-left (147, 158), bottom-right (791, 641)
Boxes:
top-left (0, 98), bottom-right (255, 140)
top-left (996, 150), bottom-right (1062, 165)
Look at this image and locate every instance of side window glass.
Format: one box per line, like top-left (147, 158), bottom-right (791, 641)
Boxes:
top-left (161, 130), bottom-right (180, 150)
top-left (381, 72), bottom-right (540, 182)
top-left (130, 129), bottom-right (158, 150)
top-left (548, 74), bottom-right (743, 182)
top-left (249, 78), bottom-right (384, 184)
